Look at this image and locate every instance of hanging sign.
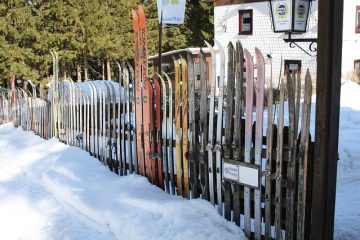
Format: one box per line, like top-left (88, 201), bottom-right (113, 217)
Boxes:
top-left (271, 0), bottom-right (293, 32)
top-left (293, 0), bottom-right (310, 32)
top-left (157, 0), bottom-right (186, 25)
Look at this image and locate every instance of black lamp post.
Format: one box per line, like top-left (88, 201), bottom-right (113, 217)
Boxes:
top-left (269, 0), bottom-right (317, 56)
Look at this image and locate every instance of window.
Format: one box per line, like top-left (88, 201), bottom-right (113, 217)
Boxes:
top-left (284, 60), bottom-right (302, 75)
top-left (356, 6), bottom-right (360, 33)
top-left (354, 60), bottom-right (360, 72)
top-left (239, 9), bottom-right (253, 35)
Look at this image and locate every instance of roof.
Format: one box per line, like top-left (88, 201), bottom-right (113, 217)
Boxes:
top-left (149, 47), bottom-right (211, 61)
top-left (214, 0), bottom-right (266, 7)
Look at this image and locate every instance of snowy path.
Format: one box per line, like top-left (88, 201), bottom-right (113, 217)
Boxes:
top-left (0, 123), bottom-right (244, 240)
top-left (0, 126), bottom-right (116, 240)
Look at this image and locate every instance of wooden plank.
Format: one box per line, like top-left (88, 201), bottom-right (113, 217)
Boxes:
top-left (285, 69), bottom-right (296, 240)
top-left (173, 57), bottom-right (183, 196)
top-left (254, 47), bottom-right (265, 239)
top-left (297, 70), bottom-right (312, 239)
top-left (265, 59), bottom-right (274, 240)
top-left (198, 49), bottom-right (209, 200)
top-left (180, 56), bottom-right (189, 198)
top-left (243, 49), bottom-right (254, 237)
top-left (275, 80), bottom-right (285, 240)
top-left (232, 40), bottom-right (244, 227)
top-left (224, 42), bottom-right (235, 221)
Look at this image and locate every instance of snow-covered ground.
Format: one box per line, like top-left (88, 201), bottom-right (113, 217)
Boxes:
top-left (0, 81), bottom-right (359, 239)
top-left (0, 124), bottom-right (244, 240)
top-left (334, 80), bottom-right (360, 239)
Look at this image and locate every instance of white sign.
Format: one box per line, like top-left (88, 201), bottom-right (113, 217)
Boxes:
top-left (293, 0), bottom-right (309, 32)
top-left (222, 160), bottom-right (260, 189)
top-left (238, 165), bottom-right (259, 188)
top-left (157, 0), bottom-right (186, 25)
top-left (271, 0), bottom-right (292, 32)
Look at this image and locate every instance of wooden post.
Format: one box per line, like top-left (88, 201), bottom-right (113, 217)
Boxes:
top-left (312, 0), bottom-right (343, 239)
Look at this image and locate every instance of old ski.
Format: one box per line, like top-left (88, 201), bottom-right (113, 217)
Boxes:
top-left (214, 39), bottom-right (225, 215)
top-left (164, 73), bottom-right (175, 194)
top-left (275, 79), bottom-right (285, 239)
top-left (152, 75), bottom-right (163, 188)
top-left (180, 55), bottom-right (189, 198)
top-left (243, 49), bottom-right (254, 236)
top-left (223, 41), bottom-right (235, 221)
top-left (198, 49), bottom-right (209, 200)
top-left (254, 47), bottom-right (265, 239)
top-left (186, 51), bottom-right (198, 199)
top-left (132, 9), bottom-right (144, 176)
top-left (232, 40), bottom-right (244, 227)
top-left (265, 54), bottom-right (274, 240)
top-left (204, 40), bottom-right (216, 205)
top-left (173, 56), bottom-right (183, 196)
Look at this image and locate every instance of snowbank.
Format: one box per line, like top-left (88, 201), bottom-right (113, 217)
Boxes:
top-left (0, 123), bottom-right (245, 240)
top-left (334, 81), bottom-right (360, 239)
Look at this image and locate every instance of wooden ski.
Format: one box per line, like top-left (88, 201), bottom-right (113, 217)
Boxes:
top-left (173, 56), bottom-right (183, 196)
top-left (296, 69), bottom-right (312, 240)
top-left (132, 9), bottom-right (144, 176)
top-left (153, 75), bottom-right (163, 189)
top-left (186, 51), bottom-right (198, 199)
top-left (275, 79), bottom-right (285, 240)
top-left (204, 40), bottom-right (216, 205)
top-left (224, 41), bottom-right (235, 221)
top-left (198, 49), bottom-right (209, 200)
top-left (163, 73), bottom-right (175, 194)
top-left (179, 56), bottom-right (189, 198)
top-left (265, 54), bottom-right (274, 240)
top-left (232, 40), bottom-right (244, 227)
top-left (254, 47), bottom-right (265, 239)
top-left (243, 49), bottom-right (254, 237)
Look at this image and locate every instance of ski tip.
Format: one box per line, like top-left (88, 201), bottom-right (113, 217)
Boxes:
top-left (132, 9), bottom-right (138, 26)
top-left (132, 9), bottom-right (138, 19)
top-left (244, 49), bottom-right (254, 64)
top-left (236, 39), bottom-right (242, 47)
top-left (138, 5), bottom-right (146, 21)
top-left (214, 39), bottom-right (224, 56)
top-left (255, 47), bottom-right (265, 63)
top-left (227, 41), bottom-right (234, 50)
top-left (199, 48), bottom-right (204, 56)
top-left (204, 40), bottom-right (212, 49)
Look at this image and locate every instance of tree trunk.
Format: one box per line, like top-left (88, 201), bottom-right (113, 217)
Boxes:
top-left (102, 60), bottom-right (105, 80)
top-left (84, 55), bottom-right (88, 80)
top-left (106, 56), bottom-right (111, 80)
top-left (77, 57), bottom-right (81, 82)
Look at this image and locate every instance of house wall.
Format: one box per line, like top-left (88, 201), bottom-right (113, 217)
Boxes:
top-left (214, 1), bottom-right (318, 85)
top-left (342, 0), bottom-right (360, 79)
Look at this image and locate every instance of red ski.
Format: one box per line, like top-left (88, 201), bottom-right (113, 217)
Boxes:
top-left (138, 5), bottom-right (152, 181)
top-left (132, 9), bottom-right (144, 175)
top-left (152, 75), bottom-right (163, 188)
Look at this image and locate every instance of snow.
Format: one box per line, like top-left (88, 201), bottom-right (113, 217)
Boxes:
top-left (334, 80), bottom-right (360, 239)
top-left (0, 124), bottom-right (245, 240)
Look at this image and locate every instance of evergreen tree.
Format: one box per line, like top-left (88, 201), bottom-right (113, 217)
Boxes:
top-left (0, 0), bottom-right (214, 85)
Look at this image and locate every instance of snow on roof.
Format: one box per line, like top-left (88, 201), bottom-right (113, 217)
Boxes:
top-left (49, 80), bottom-right (125, 103)
top-left (149, 47), bottom-right (211, 60)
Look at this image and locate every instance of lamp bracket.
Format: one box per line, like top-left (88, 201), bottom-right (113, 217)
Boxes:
top-left (283, 33), bottom-right (317, 57)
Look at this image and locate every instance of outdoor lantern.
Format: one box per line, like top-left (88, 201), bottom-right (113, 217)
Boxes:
top-left (269, 0), bottom-right (313, 33)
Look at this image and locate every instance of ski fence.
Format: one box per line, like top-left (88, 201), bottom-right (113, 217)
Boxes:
top-left (0, 41), bottom-right (314, 240)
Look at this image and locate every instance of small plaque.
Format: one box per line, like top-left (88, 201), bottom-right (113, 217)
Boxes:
top-left (223, 159), bottom-right (260, 189)
top-left (223, 163), bottom-right (239, 181)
